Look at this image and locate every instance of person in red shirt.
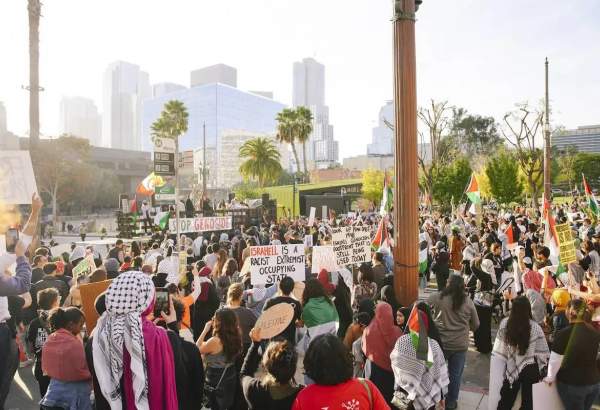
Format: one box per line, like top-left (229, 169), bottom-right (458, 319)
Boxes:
top-left (292, 333), bottom-right (390, 410)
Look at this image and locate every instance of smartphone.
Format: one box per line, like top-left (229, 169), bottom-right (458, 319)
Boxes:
top-left (5, 229), bottom-right (19, 253)
top-left (154, 288), bottom-right (170, 316)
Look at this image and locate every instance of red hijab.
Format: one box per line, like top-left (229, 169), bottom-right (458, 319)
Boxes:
top-left (362, 302), bottom-right (402, 371)
top-left (318, 269), bottom-right (336, 295)
top-left (197, 266), bottom-right (212, 302)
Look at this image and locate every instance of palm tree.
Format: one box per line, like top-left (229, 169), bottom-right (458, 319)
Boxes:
top-left (294, 106), bottom-right (314, 177)
top-left (28, 0), bottom-right (42, 148)
top-left (239, 137), bottom-right (283, 188)
top-left (276, 108), bottom-right (301, 174)
top-left (151, 100), bottom-right (189, 141)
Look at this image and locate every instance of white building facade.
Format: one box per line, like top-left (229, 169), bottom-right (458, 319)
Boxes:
top-left (59, 96), bottom-right (102, 146)
top-left (102, 61), bottom-right (151, 150)
top-left (367, 101), bottom-right (394, 156)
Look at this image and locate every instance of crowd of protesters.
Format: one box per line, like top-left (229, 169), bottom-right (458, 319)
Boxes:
top-left (2, 193), bottom-right (600, 410)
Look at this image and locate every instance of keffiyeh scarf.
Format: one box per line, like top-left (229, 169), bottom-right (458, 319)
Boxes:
top-left (93, 271), bottom-right (154, 410)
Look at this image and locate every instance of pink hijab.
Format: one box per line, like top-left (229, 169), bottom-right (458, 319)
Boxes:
top-left (362, 302), bottom-right (402, 371)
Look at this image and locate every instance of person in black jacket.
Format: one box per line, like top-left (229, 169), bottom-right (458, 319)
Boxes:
top-left (241, 327), bottom-right (303, 409)
top-left (431, 241), bottom-right (451, 291)
top-left (191, 265), bottom-right (221, 341)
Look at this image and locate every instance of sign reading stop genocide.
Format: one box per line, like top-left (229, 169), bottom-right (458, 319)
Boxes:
top-left (249, 244), bottom-right (306, 285)
top-left (168, 216), bottom-right (232, 234)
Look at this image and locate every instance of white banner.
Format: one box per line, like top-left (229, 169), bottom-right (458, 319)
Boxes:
top-left (0, 151), bottom-right (38, 205)
top-left (250, 244), bottom-right (306, 285)
top-left (331, 226), bottom-right (372, 266)
top-left (311, 246), bottom-right (339, 274)
top-left (168, 216), bottom-right (232, 233)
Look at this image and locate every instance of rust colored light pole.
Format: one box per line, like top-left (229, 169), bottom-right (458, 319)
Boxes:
top-left (543, 58), bottom-right (552, 204)
top-left (393, 0), bottom-right (420, 306)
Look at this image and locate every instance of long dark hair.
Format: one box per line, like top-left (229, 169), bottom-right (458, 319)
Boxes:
top-left (505, 296), bottom-right (532, 355)
top-left (441, 275), bottom-right (466, 310)
top-left (48, 307), bottom-right (84, 333)
top-left (302, 278), bottom-right (331, 306)
top-left (213, 308), bottom-right (242, 361)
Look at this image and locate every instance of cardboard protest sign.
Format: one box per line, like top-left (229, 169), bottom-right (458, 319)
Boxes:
top-left (249, 245), bottom-right (306, 285)
top-left (331, 226), bottom-right (372, 266)
top-left (80, 280), bottom-right (112, 333)
top-left (311, 246), bottom-right (339, 274)
top-left (308, 207), bottom-right (316, 226)
top-left (72, 255), bottom-right (96, 280)
top-left (0, 151), bottom-right (38, 205)
top-left (168, 216), bottom-right (232, 234)
top-left (255, 303), bottom-right (295, 339)
top-left (555, 223), bottom-right (577, 264)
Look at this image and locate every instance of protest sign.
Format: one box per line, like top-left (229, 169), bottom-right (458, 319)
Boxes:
top-left (178, 251), bottom-right (187, 275)
top-left (532, 382), bottom-right (563, 410)
top-left (311, 246), bottom-right (339, 274)
top-left (292, 281), bottom-right (305, 301)
top-left (322, 205), bottom-right (328, 219)
top-left (331, 226), bottom-right (372, 266)
top-left (80, 280), bottom-right (112, 333)
top-left (555, 223), bottom-right (577, 264)
top-left (249, 244), bottom-right (306, 285)
top-left (72, 255), bottom-right (96, 280)
top-left (303, 234), bottom-right (313, 248)
top-left (168, 216), bottom-right (232, 234)
top-left (308, 207), bottom-right (316, 226)
top-left (0, 151), bottom-right (38, 205)
top-left (255, 303), bottom-right (295, 339)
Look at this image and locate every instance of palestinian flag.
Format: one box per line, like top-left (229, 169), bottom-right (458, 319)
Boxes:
top-left (130, 196), bottom-right (138, 224)
top-left (418, 233), bottom-right (428, 275)
top-left (583, 173), bottom-right (600, 217)
top-left (379, 171), bottom-right (393, 216)
top-left (372, 218), bottom-right (389, 251)
top-left (136, 173), bottom-right (165, 196)
top-left (543, 197), bottom-right (560, 265)
top-left (465, 174), bottom-right (481, 205)
top-left (155, 211), bottom-right (170, 230)
top-left (406, 305), bottom-right (433, 365)
top-left (504, 224), bottom-right (517, 250)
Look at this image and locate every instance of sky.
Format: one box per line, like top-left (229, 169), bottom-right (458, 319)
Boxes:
top-left (1, 0), bottom-right (599, 160)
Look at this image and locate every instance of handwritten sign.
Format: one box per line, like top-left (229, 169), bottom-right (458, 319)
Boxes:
top-left (249, 245), bottom-right (306, 285)
top-left (0, 151), bottom-right (38, 204)
top-left (555, 223), bottom-right (577, 264)
top-left (255, 303), bottom-right (295, 339)
top-left (308, 207), bottom-right (316, 226)
top-left (331, 226), bottom-right (372, 266)
top-left (311, 246), bottom-right (339, 274)
top-left (72, 255), bottom-right (95, 280)
top-left (80, 280), bottom-right (112, 333)
top-left (168, 216), bottom-right (232, 234)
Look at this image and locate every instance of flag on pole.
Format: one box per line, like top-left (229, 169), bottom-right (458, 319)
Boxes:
top-left (130, 196), bottom-right (138, 214)
top-left (504, 223), bottom-right (517, 250)
top-left (418, 233), bottom-right (428, 275)
top-left (406, 305), bottom-right (433, 365)
top-left (543, 197), bottom-right (560, 265)
top-left (583, 173), bottom-right (600, 216)
top-left (372, 218), bottom-right (388, 251)
top-left (155, 211), bottom-right (170, 230)
top-left (379, 171), bottom-right (393, 216)
top-left (136, 173), bottom-right (166, 196)
top-left (465, 174), bottom-right (481, 205)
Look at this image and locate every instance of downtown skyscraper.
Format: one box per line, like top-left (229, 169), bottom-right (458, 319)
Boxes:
top-left (292, 57), bottom-right (339, 169)
top-left (60, 96), bottom-right (101, 146)
top-left (102, 61), bottom-right (151, 150)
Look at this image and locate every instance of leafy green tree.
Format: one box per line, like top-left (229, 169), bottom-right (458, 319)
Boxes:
top-left (361, 168), bottom-right (386, 206)
top-left (232, 182), bottom-right (263, 201)
top-left (151, 100), bottom-right (189, 142)
top-left (431, 158), bottom-right (472, 206)
top-left (294, 106), bottom-right (313, 177)
top-left (485, 151), bottom-right (523, 204)
top-left (573, 153), bottom-right (600, 187)
top-left (276, 108), bottom-right (301, 176)
top-left (449, 108), bottom-right (501, 158)
top-left (239, 137), bottom-right (283, 188)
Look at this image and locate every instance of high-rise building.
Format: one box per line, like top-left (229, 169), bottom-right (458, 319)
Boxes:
top-left (59, 96), bottom-right (102, 146)
top-left (0, 101), bottom-right (6, 134)
top-left (553, 125), bottom-right (600, 153)
top-left (367, 101), bottom-right (394, 156)
top-left (292, 58), bottom-right (338, 169)
top-left (190, 64), bottom-right (237, 88)
top-left (143, 83), bottom-right (286, 186)
top-left (102, 61), bottom-right (151, 150)
top-left (152, 82), bottom-right (186, 98)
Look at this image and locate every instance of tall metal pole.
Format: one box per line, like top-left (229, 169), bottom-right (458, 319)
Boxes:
top-left (175, 137), bottom-right (181, 249)
top-left (27, 0), bottom-right (41, 148)
top-left (202, 122), bottom-right (207, 198)
top-left (543, 58), bottom-right (552, 204)
top-left (393, 0), bottom-right (419, 305)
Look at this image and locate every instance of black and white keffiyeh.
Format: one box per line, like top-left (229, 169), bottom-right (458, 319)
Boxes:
top-left (390, 334), bottom-right (449, 410)
top-left (93, 271), bottom-right (155, 410)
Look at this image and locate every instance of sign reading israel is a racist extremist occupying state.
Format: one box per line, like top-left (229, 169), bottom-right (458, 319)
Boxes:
top-left (168, 216), bottom-right (232, 234)
top-left (249, 244), bottom-right (306, 285)
top-left (331, 226), bottom-right (372, 266)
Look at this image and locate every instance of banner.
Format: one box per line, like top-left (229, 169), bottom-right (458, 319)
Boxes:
top-left (311, 246), bottom-right (339, 274)
top-left (249, 244), bottom-right (306, 285)
top-left (331, 226), bottom-right (372, 266)
top-left (168, 216), bottom-right (232, 233)
top-left (555, 223), bottom-right (577, 264)
top-left (72, 255), bottom-right (96, 280)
